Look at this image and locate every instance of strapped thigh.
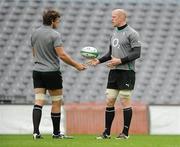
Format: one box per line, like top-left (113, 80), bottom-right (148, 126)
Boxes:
top-left (106, 89), bottom-right (119, 99)
top-left (51, 95), bottom-right (63, 101)
top-left (119, 90), bottom-right (132, 99)
top-left (35, 93), bottom-right (46, 100)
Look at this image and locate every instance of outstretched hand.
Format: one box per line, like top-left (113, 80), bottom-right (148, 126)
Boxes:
top-left (75, 63), bottom-right (87, 71)
top-left (86, 58), bottom-right (100, 66)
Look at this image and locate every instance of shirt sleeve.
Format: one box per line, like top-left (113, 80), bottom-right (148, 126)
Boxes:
top-left (54, 33), bottom-right (63, 48)
top-left (98, 45), bottom-right (112, 63)
top-left (121, 31), bottom-right (141, 64)
top-left (129, 31), bottom-right (141, 48)
top-left (121, 46), bottom-right (141, 64)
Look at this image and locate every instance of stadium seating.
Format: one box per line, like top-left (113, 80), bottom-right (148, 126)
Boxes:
top-left (0, 0), bottom-right (180, 104)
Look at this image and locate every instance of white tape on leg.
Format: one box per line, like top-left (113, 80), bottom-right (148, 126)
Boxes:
top-left (51, 95), bottom-right (63, 101)
top-left (35, 94), bottom-right (46, 100)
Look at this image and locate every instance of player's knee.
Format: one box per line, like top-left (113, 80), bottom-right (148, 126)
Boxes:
top-left (51, 105), bottom-right (61, 113)
top-left (51, 96), bottom-right (63, 113)
top-left (106, 98), bottom-right (115, 107)
top-left (35, 94), bottom-right (46, 106)
top-left (121, 98), bottom-right (131, 108)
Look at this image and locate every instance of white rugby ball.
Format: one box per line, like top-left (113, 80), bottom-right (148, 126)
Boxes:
top-left (80, 46), bottom-right (99, 59)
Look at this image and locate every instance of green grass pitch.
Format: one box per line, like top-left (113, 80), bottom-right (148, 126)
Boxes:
top-left (0, 134), bottom-right (180, 147)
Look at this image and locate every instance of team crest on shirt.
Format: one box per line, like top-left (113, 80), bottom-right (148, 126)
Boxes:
top-left (112, 38), bottom-right (120, 49)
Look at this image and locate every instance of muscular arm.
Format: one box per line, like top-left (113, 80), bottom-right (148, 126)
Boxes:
top-left (55, 46), bottom-right (79, 68)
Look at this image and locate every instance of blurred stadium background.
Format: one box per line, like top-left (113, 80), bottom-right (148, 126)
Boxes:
top-left (0, 0), bottom-right (180, 135)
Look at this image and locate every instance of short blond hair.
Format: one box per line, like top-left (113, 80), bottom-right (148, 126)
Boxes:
top-left (112, 9), bottom-right (127, 20)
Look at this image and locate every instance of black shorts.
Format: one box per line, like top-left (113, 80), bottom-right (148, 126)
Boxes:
top-left (107, 70), bottom-right (135, 90)
top-left (33, 71), bottom-right (63, 90)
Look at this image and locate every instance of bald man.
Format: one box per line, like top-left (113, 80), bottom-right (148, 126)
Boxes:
top-left (90, 9), bottom-right (141, 139)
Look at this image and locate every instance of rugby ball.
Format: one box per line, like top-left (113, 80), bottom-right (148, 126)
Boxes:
top-left (80, 46), bottom-right (99, 59)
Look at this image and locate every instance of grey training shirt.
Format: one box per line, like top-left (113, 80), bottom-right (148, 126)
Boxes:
top-left (31, 25), bottom-right (63, 72)
top-left (111, 25), bottom-right (141, 71)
